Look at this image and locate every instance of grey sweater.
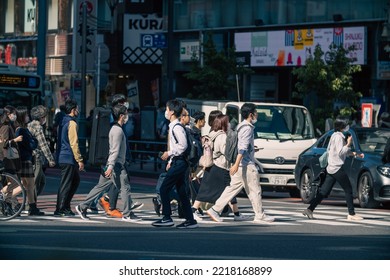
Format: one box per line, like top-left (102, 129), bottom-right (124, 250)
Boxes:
top-left (106, 124), bottom-right (126, 169)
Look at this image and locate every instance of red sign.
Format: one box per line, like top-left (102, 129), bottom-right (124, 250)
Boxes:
top-left (79, 1), bottom-right (93, 14)
top-left (361, 103), bottom-right (373, 127)
top-left (17, 57), bottom-right (37, 67)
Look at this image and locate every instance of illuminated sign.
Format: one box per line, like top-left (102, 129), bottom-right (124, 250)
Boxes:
top-left (0, 74), bottom-right (41, 89)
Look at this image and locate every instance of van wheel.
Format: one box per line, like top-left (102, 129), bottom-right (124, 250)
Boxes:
top-left (289, 188), bottom-right (300, 198)
top-left (358, 172), bottom-right (380, 208)
top-left (299, 169), bottom-right (316, 204)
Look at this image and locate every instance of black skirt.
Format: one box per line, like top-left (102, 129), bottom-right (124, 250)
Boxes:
top-left (196, 164), bottom-right (231, 204)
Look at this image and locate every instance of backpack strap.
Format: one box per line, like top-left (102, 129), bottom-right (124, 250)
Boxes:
top-left (171, 122), bottom-right (185, 144)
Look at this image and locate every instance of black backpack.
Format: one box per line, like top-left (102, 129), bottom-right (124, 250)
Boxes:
top-left (171, 123), bottom-right (202, 169)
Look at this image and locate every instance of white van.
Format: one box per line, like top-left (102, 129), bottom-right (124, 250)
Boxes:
top-left (183, 99), bottom-right (317, 197)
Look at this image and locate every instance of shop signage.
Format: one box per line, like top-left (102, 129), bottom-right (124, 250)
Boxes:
top-left (180, 40), bottom-right (200, 62)
top-left (123, 14), bottom-right (163, 64)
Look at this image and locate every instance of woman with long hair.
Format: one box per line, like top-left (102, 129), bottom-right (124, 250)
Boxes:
top-left (0, 105), bottom-right (23, 174)
top-left (14, 106), bottom-right (43, 216)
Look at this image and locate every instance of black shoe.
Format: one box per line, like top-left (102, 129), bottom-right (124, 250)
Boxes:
top-left (75, 205), bottom-right (90, 220)
top-left (53, 210), bottom-right (65, 217)
top-left (64, 209), bottom-right (75, 216)
top-left (152, 197), bottom-right (161, 216)
top-left (176, 219), bottom-right (198, 229)
top-left (29, 207), bottom-right (45, 216)
top-left (152, 216), bottom-right (174, 227)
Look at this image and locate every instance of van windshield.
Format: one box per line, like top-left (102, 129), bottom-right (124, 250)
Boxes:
top-left (254, 105), bottom-right (315, 141)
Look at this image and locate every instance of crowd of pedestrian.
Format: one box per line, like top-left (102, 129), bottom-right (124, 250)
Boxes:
top-left (4, 98), bottom-right (388, 229)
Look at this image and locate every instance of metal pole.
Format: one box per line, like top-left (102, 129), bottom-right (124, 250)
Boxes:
top-left (236, 74), bottom-right (240, 102)
top-left (37, 0), bottom-right (47, 100)
top-left (96, 44), bottom-right (101, 106)
top-left (79, 1), bottom-right (87, 157)
top-left (167, 0), bottom-right (174, 100)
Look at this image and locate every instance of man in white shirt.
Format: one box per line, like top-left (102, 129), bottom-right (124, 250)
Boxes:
top-left (152, 99), bottom-right (198, 229)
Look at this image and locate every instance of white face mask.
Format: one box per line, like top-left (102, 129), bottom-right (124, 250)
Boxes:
top-left (165, 110), bottom-right (170, 120)
top-left (123, 115), bottom-right (129, 124)
top-left (251, 118), bottom-right (257, 125)
top-left (124, 102), bottom-right (129, 109)
top-left (343, 125), bottom-right (350, 132)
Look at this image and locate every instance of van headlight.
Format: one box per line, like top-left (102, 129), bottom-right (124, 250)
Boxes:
top-left (377, 166), bottom-right (390, 178)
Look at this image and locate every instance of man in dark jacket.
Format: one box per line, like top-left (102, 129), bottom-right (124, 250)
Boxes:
top-left (54, 99), bottom-right (84, 217)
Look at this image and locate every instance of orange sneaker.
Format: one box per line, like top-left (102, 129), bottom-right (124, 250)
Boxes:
top-left (99, 197), bottom-right (110, 213)
top-left (106, 209), bottom-right (123, 218)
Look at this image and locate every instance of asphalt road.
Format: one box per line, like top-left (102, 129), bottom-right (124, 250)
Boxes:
top-left (1, 168), bottom-right (389, 260)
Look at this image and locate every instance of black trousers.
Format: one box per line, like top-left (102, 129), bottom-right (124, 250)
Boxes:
top-left (160, 159), bottom-right (193, 221)
top-left (56, 164), bottom-right (80, 212)
top-left (308, 167), bottom-right (355, 215)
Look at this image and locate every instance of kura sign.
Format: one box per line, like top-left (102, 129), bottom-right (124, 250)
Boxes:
top-left (123, 14), bottom-right (164, 64)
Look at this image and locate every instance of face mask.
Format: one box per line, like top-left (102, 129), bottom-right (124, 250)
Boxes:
top-left (41, 119), bottom-right (46, 125)
top-left (251, 118), bottom-right (257, 125)
top-left (9, 114), bottom-right (16, 122)
top-left (165, 110), bottom-right (170, 120)
top-left (124, 102), bottom-right (129, 109)
top-left (123, 115), bottom-right (129, 124)
top-left (342, 125), bottom-right (350, 133)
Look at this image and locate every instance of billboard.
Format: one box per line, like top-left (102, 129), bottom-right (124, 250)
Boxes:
top-left (235, 26), bottom-right (366, 67)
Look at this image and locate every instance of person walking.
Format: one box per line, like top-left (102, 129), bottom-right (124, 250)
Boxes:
top-left (0, 106), bottom-right (23, 176)
top-left (28, 105), bottom-right (56, 197)
top-left (192, 114), bottom-right (250, 221)
top-left (303, 118), bottom-right (364, 221)
top-left (54, 99), bottom-right (84, 217)
top-left (207, 103), bottom-right (274, 224)
top-left (14, 106), bottom-right (44, 216)
top-left (76, 104), bottom-right (141, 222)
top-left (152, 99), bottom-right (198, 229)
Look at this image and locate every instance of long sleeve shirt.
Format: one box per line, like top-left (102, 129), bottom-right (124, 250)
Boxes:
top-left (106, 124), bottom-right (127, 169)
top-left (167, 119), bottom-right (188, 158)
top-left (209, 130), bottom-right (229, 170)
top-left (28, 120), bottom-right (55, 163)
top-left (237, 120), bottom-right (255, 166)
top-left (326, 131), bottom-right (350, 174)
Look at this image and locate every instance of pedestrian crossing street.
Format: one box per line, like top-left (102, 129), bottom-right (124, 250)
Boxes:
top-left (5, 200), bottom-right (390, 229)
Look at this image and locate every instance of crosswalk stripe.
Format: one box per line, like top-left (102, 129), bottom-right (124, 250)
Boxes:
top-left (3, 202), bottom-right (389, 228)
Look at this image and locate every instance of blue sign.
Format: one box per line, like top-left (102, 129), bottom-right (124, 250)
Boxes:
top-left (140, 33), bottom-right (166, 48)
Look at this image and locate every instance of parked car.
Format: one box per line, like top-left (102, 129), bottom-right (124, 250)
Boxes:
top-left (294, 127), bottom-right (390, 208)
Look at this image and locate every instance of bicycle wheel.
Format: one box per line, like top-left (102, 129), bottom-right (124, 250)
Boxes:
top-left (0, 173), bottom-right (26, 221)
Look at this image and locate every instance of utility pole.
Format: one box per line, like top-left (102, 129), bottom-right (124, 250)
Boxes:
top-left (37, 0), bottom-right (47, 99)
top-left (167, 0), bottom-right (174, 100)
top-left (79, 1), bottom-right (88, 157)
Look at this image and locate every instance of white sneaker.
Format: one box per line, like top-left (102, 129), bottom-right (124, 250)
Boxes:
top-left (206, 208), bottom-right (222, 222)
top-left (234, 214), bottom-right (252, 221)
top-left (347, 214), bottom-right (363, 221)
top-left (253, 213), bottom-right (274, 224)
top-left (193, 211), bottom-right (203, 221)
